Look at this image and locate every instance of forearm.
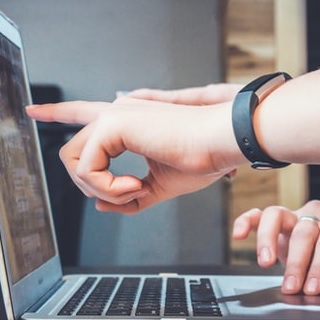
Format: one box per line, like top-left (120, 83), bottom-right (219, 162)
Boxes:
top-left (254, 70), bottom-right (320, 165)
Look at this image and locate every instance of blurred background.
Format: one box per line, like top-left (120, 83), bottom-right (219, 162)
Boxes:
top-left (0, 0), bottom-right (318, 269)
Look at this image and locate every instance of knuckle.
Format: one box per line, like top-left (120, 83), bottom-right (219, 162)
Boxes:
top-left (72, 173), bottom-right (86, 186)
top-left (291, 226), bottom-right (306, 238)
top-left (307, 264), bottom-right (320, 278)
top-left (304, 199), bottom-right (320, 212)
top-left (58, 144), bottom-right (68, 161)
top-left (263, 205), bottom-right (287, 216)
top-left (285, 264), bottom-right (304, 277)
top-left (75, 165), bottom-right (89, 180)
top-left (113, 96), bottom-right (131, 105)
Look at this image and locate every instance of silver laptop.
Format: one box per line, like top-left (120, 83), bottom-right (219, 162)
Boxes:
top-left (0, 10), bottom-right (320, 320)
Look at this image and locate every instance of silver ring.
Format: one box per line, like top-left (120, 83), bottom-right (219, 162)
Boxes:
top-left (298, 215), bottom-right (320, 225)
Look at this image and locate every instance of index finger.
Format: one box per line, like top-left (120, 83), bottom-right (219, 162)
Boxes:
top-left (26, 101), bottom-right (110, 125)
top-left (127, 84), bottom-right (243, 105)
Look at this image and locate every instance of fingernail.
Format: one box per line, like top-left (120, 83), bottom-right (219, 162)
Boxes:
top-left (116, 91), bottom-right (129, 98)
top-left (306, 277), bottom-right (319, 294)
top-left (25, 104), bottom-right (36, 109)
top-left (232, 224), bottom-right (243, 238)
top-left (259, 247), bottom-right (271, 264)
top-left (283, 275), bottom-right (298, 291)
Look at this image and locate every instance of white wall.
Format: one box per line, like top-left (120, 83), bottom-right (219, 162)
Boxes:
top-left (0, 0), bottom-right (226, 101)
top-left (0, 0), bottom-right (230, 267)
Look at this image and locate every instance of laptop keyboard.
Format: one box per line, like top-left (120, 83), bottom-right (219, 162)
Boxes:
top-left (58, 276), bottom-right (222, 317)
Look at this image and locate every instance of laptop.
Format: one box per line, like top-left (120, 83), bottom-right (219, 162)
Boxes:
top-left (0, 10), bottom-right (320, 320)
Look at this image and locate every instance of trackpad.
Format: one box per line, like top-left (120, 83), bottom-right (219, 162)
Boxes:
top-left (216, 276), bottom-right (320, 317)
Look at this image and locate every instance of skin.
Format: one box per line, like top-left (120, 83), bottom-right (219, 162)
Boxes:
top-left (128, 78), bottom-right (320, 295)
top-left (233, 200), bottom-right (320, 296)
top-left (25, 70), bottom-right (320, 295)
top-left (26, 84), bottom-right (245, 213)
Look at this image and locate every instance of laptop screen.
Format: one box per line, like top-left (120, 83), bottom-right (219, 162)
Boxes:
top-left (0, 30), bottom-right (55, 284)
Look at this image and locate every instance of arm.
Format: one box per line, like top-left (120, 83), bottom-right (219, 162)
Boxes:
top-left (127, 70), bottom-right (320, 165)
top-left (26, 70), bottom-right (320, 213)
top-left (26, 88), bottom-right (246, 214)
top-left (253, 70), bottom-right (320, 165)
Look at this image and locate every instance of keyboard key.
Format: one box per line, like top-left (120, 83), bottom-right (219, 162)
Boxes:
top-left (77, 277), bottom-right (118, 316)
top-left (190, 278), bottom-right (222, 317)
top-left (58, 277), bottom-right (97, 316)
top-left (136, 278), bottom-right (162, 316)
top-left (106, 277), bottom-right (140, 316)
top-left (164, 278), bottom-right (189, 316)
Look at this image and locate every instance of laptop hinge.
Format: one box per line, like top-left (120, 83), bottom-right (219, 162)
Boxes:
top-left (27, 279), bottom-right (64, 312)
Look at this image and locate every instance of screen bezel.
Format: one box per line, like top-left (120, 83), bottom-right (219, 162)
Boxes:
top-left (0, 11), bottom-right (62, 318)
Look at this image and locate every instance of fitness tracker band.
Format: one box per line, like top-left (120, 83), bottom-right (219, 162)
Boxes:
top-left (232, 72), bottom-right (292, 169)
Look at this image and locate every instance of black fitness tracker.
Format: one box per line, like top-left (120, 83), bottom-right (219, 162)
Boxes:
top-left (232, 71), bottom-right (292, 169)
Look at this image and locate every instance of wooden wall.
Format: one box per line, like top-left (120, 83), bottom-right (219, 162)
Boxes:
top-left (225, 0), bottom-right (308, 264)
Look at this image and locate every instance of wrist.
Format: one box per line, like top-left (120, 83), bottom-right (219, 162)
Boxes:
top-left (207, 102), bottom-right (248, 171)
top-left (252, 82), bottom-right (296, 164)
top-left (232, 72), bottom-right (292, 169)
